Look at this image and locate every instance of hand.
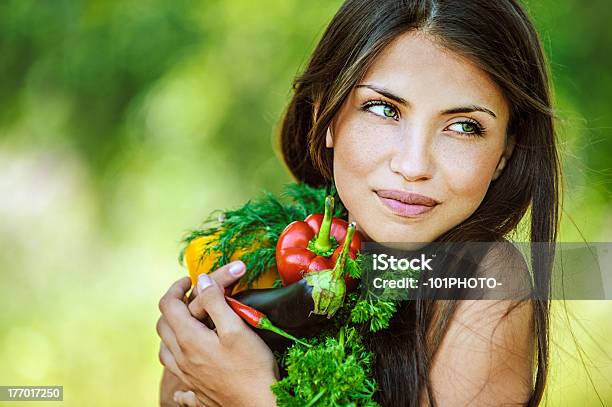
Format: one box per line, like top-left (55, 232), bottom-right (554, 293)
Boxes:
top-left (159, 367), bottom-right (193, 407)
top-left (157, 261), bottom-right (279, 407)
top-left (159, 290), bottom-right (202, 407)
top-left (158, 263), bottom-right (238, 407)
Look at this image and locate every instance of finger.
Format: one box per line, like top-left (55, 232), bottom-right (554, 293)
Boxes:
top-left (159, 277), bottom-right (206, 335)
top-left (187, 261), bottom-right (245, 320)
top-left (174, 390), bottom-right (198, 407)
top-left (190, 274), bottom-right (243, 339)
top-left (195, 393), bottom-right (221, 407)
top-left (187, 260), bottom-right (245, 321)
top-left (187, 284), bottom-right (198, 303)
top-left (159, 277), bottom-right (192, 314)
top-left (159, 342), bottom-right (187, 382)
top-left (190, 260), bottom-right (246, 302)
top-left (185, 286), bottom-right (213, 326)
top-left (209, 260), bottom-right (246, 290)
top-left (175, 390), bottom-right (214, 407)
top-left (156, 316), bottom-right (181, 356)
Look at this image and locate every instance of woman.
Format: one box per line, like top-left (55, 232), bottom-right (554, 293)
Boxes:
top-left (156, 0), bottom-right (559, 405)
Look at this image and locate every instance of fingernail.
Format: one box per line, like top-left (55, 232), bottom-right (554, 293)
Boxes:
top-left (229, 260), bottom-right (246, 277)
top-left (197, 274), bottom-right (213, 293)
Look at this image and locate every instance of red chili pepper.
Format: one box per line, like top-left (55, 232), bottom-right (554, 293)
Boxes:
top-left (224, 296), bottom-right (311, 347)
top-left (276, 195), bottom-right (362, 287)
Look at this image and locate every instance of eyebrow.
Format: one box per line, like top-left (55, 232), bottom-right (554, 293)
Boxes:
top-left (355, 83), bottom-right (497, 119)
top-left (355, 84), bottom-right (408, 105)
top-left (441, 105), bottom-right (497, 118)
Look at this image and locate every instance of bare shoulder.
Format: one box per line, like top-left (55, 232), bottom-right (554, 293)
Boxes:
top-left (427, 238), bottom-right (536, 406)
top-left (426, 297), bottom-right (536, 406)
top-left (476, 238), bottom-right (533, 300)
top-left (478, 239), bottom-right (529, 274)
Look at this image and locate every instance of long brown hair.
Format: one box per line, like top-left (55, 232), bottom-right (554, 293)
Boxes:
top-left (277, 1), bottom-right (560, 405)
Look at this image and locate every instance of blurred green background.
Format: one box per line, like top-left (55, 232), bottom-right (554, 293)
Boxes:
top-left (0, 0), bottom-right (610, 405)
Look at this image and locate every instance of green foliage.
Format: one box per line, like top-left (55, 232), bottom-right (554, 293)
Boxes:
top-left (271, 246), bottom-right (410, 404)
top-left (350, 299), bottom-right (398, 333)
top-left (178, 181), bottom-right (344, 285)
top-left (345, 252), bottom-right (366, 279)
top-left (272, 327), bottom-right (380, 407)
top-left (281, 181), bottom-right (347, 220)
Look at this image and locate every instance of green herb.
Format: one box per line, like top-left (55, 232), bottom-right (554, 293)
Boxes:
top-left (345, 251), bottom-right (366, 279)
top-left (272, 327), bottom-right (380, 407)
top-left (350, 298), bottom-right (398, 333)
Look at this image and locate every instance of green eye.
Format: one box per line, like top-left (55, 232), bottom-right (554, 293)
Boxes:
top-left (365, 102), bottom-right (398, 120)
top-left (448, 121), bottom-right (482, 135)
top-left (383, 105), bottom-right (396, 117)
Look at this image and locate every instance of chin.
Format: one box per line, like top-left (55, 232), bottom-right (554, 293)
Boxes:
top-left (364, 223), bottom-right (412, 243)
top-left (372, 220), bottom-right (439, 243)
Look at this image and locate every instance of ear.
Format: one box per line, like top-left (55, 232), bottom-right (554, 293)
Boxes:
top-left (314, 100), bottom-right (334, 149)
top-left (492, 134), bottom-right (516, 181)
top-left (326, 127), bottom-right (334, 148)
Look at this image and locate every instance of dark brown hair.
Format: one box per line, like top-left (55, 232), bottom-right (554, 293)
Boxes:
top-left (277, 0), bottom-right (559, 405)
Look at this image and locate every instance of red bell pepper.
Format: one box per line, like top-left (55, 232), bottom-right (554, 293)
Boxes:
top-left (276, 195), bottom-right (362, 286)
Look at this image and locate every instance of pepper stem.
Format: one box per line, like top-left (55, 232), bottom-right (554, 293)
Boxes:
top-left (332, 222), bottom-right (356, 280)
top-left (311, 195), bottom-right (334, 254)
top-left (258, 316), bottom-right (312, 347)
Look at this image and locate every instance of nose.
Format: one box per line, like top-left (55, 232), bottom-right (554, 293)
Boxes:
top-left (389, 123), bottom-right (434, 182)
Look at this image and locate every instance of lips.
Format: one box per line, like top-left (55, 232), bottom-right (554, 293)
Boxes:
top-left (375, 189), bottom-right (439, 217)
top-left (375, 189), bottom-right (439, 206)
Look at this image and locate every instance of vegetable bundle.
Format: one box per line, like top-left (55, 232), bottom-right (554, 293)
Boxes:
top-left (179, 182), bottom-right (404, 406)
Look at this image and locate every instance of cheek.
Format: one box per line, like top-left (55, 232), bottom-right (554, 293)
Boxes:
top-left (437, 141), bottom-right (501, 209)
top-left (331, 121), bottom-right (394, 234)
top-left (333, 121), bottom-right (391, 177)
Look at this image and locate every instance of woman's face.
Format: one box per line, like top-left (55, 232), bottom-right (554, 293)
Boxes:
top-left (329, 31), bottom-right (513, 243)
